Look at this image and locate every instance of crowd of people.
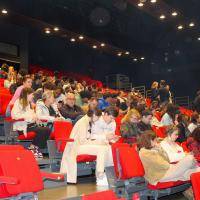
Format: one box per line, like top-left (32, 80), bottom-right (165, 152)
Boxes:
top-left (1, 64), bottom-right (200, 188)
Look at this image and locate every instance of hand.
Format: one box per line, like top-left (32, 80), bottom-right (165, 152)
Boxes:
top-left (106, 134), bottom-right (119, 142)
top-left (55, 117), bottom-right (64, 121)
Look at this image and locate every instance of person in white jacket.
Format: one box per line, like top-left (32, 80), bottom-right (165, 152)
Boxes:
top-left (36, 91), bottom-right (64, 123)
top-left (60, 107), bottom-right (119, 185)
top-left (11, 88), bottom-right (51, 159)
top-left (160, 126), bottom-right (186, 163)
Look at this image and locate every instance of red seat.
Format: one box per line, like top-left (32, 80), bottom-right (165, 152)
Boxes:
top-left (0, 147), bottom-right (64, 199)
top-left (191, 172), bottom-right (200, 200)
top-left (82, 190), bottom-right (125, 200)
top-left (77, 155), bottom-right (97, 163)
top-left (152, 126), bottom-right (166, 138)
top-left (18, 131), bottom-right (36, 140)
top-left (148, 180), bottom-right (189, 190)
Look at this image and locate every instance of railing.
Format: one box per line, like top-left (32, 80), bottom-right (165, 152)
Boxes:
top-left (132, 85), bottom-right (146, 97)
top-left (175, 96), bottom-right (190, 108)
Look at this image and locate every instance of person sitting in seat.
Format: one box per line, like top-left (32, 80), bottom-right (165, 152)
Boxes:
top-left (60, 108), bottom-right (117, 186)
top-left (120, 109), bottom-right (141, 144)
top-left (188, 113), bottom-right (199, 134)
top-left (59, 91), bottom-right (84, 124)
top-left (98, 93), bottom-right (112, 111)
top-left (137, 110), bottom-right (153, 133)
top-left (11, 88), bottom-right (51, 159)
top-left (138, 130), bottom-right (200, 185)
top-left (36, 91), bottom-right (64, 126)
top-left (187, 127), bottom-right (200, 162)
top-left (160, 126), bottom-right (186, 163)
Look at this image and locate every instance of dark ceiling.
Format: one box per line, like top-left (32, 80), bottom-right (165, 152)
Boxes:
top-left (0, 0), bottom-right (200, 71)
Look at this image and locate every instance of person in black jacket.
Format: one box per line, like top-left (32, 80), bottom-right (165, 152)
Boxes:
top-left (158, 80), bottom-right (170, 104)
top-left (59, 91), bottom-right (84, 124)
top-left (137, 110), bottom-right (153, 133)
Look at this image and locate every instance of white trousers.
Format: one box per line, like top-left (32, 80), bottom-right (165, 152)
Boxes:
top-left (77, 144), bottom-right (113, 174)
top-left (160, 154), bottom-right (200, 182)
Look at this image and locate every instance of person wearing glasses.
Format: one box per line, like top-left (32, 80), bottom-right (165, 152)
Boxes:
top-left (59, 91), bottom-right (84, 124)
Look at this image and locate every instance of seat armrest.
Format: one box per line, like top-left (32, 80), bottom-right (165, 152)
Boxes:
top-left (0, 176), bottom-right (19, 185)
top-left (40, 171), bottom-right (65, 181)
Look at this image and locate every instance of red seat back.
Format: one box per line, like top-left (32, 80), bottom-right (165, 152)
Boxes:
top-left (0, 150), bottom-right (43, 197)
top-left (152, 126), bottom-right (166, 138)
top-left (191, 172), bottom-right (200, 200)
top-left (53, 121), bottom-right (73, 152)
top-left (0, 145), bottom-right (24, 151)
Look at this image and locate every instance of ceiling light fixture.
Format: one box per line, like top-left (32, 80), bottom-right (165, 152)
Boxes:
top-left (133, 58), bottom-right (138, 62)
top-left (100, 43), bottom-right (105, 47)
top-left (70, 38), bottom-right (76, 42)
top-left (138, 2), bottom-right (144, 7)
top-left (150, 0), bottom-right (157, 3)
top-left (198, 37), bottom-right (200, 41)
top-left (160, 15), bottom-right (166, 20)
top-left (93, 45), bottom-right (97, 49)
top-left (172, 12), bottom-right (178, 16)
top-left (79, 35), bottom-right (84, 40)
top-left (54, 27), bottom-right (59, 31)
top-left (125, 51), bottom-right (130, 55)
top-left (1, 9), bottom-right (8, 14)
top-left (177, 25), bottom-right (183, 30)
top-left (117, 52), bottom-right (122, 56)
top-left (189, 22), bottom-right (195, 27)
top-left (141, 57), bottom-right (145, 60)
top-left (45, 29), bottom-right (51, 34)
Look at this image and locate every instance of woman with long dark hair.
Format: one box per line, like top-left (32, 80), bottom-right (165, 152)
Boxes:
top-left (11, 87), bottom-right (51, 159)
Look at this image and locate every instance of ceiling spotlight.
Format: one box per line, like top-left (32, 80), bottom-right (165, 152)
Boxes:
top-left (117, 52), bottom-right (122, 56)
top-left (141, 57), bottom-right (145, 60)
top-left (133, 58), bottom-right (138, 62)
top-left (79, 35), bottom-right (84, 40)
top-left (1, 9), bottom-right (8, 14)
top-left (70, 38), bottom-right (76, 42)
top-left (172, 12), bottom-right (178, 16)
top-left (189, 22), bottom-right (195, 27)
top-left (138, 2), bottom-right (144, 7)
top-left (125, 51), bottom-right (130, 55)
top-left (160, 15), bottom-right (166, 20)
top-left (54, 27), bottom-right (59, 31)
top-left (93, 45), bottom-right (97, 49)
top-left (198, 37), bottom-right (200, 41)
top-left (177, 25), bottom-right (183, 30)
top-left (100, 43), bottom-right (105, 47)
top-left (150, 0), bottom-right (157, 3)
top-left (45, 29), bottom-right (51, 34)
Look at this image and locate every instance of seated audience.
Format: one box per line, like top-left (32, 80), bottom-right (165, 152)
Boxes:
top-left (188, 113), bottom-right (199, 134)
top-left (120, 109), bottom-right (141, 143)
top-left (11, 88), bottom-right (51, 159)
top-left (98, 93), bottom-right (112, 111)
top-left (187, 127), bottom-right (200, 162)
top-left (137, 110), bottom-right (153, 133)
top-left (81, 96), bottom-right (98, 114)
top-left (161, 103), bottom-right (178, 126)
top-left (36, 91), bottom-right (64, 124)
top-left (59, 91), bottom-right (84, 123)
top-left (138, 130), bottom-right (200, 185)
top-left (160, 126), bottom-right (186, 163)
top-left (60, 108), bottom-right (116, 186)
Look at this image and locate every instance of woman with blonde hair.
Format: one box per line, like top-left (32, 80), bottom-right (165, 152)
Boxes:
top-left (151, 81), bottom-right (159, 101)
top-left (120, 109), bottom-right (141, 143)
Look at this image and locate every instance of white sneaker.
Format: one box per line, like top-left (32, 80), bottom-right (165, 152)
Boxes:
top-left (96, 174), bottom-right (108, 186)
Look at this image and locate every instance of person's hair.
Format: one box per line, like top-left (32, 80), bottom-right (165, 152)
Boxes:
top-left (103, 93), bottom-right (112, 100)
top-left (43, 82), bottom-right (56, 90)
top-left (104, 106), bottom-right (119, 117)
top-left (191, 127), bottom-right (200, 143)
top-left (19, 88), bottom-right (33, 110)
top-left (151, 81), bottom-right (158, 89)
top-left (89, 97), bottom-right (98, 102)
top-left (87, 108), bottom-right (102, 118)
top-left (122, 109), bottom-right (141, 123)
top-left (141, 109), bottom-right (153, 117)
top-left (137, 130), bottom-right (157, 150)
top-left (18, 69), bottom-right (27, 76)
top-left (166, 125), bottom-right (179, 136)
top-left (160, 80), bottom-right (166, 87)
top-left (42, 91), bottom-right (54, 102)
top-left (119, 102), bottom-right (128, 112)
top-left (80, 91), bottom-right (92, 99)
top-left (166, 103), bottom-right (178, 120)
top-left (191, 113), bottom-right (199, 124)
top-left (22, 75), bottom-right (32, 83)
